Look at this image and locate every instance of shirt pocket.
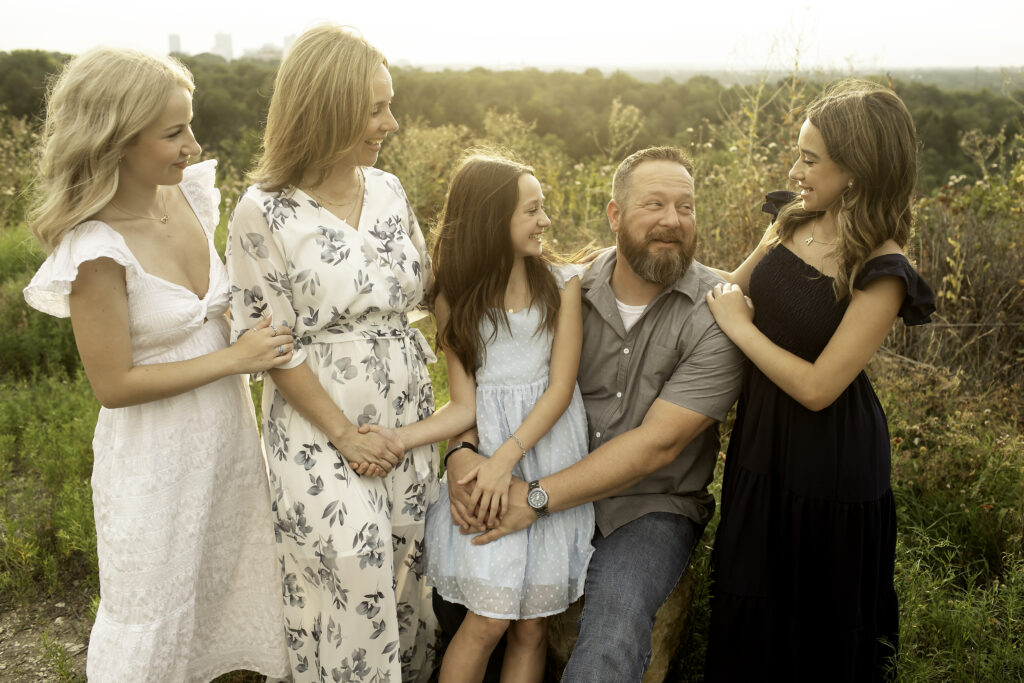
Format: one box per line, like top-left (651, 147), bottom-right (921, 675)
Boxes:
top-left (639, 341), bottom-right (682, 400)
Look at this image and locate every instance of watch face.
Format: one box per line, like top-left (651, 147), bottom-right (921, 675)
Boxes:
top-left (527, 487), bottom-right (548, 509)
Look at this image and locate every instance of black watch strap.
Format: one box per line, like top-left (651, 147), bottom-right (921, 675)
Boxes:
top-left (443, 441), bottom-right (479, 470)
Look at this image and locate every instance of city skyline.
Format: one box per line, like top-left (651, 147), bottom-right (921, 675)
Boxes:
top-left (3, 0), bottom-right (1023, 71)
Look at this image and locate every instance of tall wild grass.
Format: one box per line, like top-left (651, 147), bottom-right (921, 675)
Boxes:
top-left (0, 72), bottom-right (1020, 680)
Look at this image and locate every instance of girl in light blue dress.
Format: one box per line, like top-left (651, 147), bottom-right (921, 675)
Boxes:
top-left (369, 153), bottom-right (593, 682)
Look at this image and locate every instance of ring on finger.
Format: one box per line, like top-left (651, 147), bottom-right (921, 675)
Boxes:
top-left (270, 324), bottom-right (278, 336)
top-left (276, 345), bottom-right (285, 355)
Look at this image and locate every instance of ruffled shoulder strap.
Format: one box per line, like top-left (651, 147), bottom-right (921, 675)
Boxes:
top-left (178, 159), bottom-right (221, 236)
top-left (854, 253), bottom-right (936, 326)
top-left (23, 221), bottom-right (139, 318)
top-left (761, 190), bottom-right (798, 219)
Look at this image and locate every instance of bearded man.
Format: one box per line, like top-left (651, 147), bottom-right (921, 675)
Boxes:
top-left (444, 146), bottom-right (745, 682)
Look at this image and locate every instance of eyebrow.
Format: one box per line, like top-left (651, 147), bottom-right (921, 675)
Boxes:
top-left (800, 148), bottom-right (821, 159)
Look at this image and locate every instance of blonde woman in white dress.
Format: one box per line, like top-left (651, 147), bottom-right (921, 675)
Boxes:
top-left (227, 25), bottom-right (439, 683)
top-left (24, 47), bottom-right (290, 682)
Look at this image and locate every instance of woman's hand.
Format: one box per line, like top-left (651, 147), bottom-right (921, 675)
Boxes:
top-left (456, 442), bottom-right (518, 528)
top-left (230, 317), bottom-right (295, 373)
top-left (353, 423), bottom-right (406, 477)
top-left (706, 282), bottom-right (755, 336)
top-left (332, 423), bottom-right (404, 477)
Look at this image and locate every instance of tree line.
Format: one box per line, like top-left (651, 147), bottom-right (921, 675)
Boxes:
top-left (1, 49), bottom-right (1021, 191)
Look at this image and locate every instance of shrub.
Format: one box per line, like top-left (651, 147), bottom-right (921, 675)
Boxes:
top-left (0, 223), bottom-right (80, 378)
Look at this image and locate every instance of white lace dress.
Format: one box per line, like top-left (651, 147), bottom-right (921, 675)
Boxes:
top-left (23, 160), bottom-right (289, 683)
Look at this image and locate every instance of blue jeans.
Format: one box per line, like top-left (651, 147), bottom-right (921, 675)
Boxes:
top-left (562, 512), bottom-right (702, 683)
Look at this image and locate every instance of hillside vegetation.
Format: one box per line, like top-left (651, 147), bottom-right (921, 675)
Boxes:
top-left (0, 59), bottom-right (1021, 681)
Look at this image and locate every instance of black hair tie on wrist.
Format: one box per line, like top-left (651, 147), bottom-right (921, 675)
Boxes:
top-left (443, 441), bottom-right (479, 470)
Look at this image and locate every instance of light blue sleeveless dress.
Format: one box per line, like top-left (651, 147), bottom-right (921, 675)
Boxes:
top-left (424, 286), bottom-right (594, 620)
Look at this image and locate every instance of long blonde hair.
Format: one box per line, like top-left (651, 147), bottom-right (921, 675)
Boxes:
top-left (29, 48), bottom-right (194, 252)
top-left (250, 24), bottom-right (385, 192)
top-left (772, 79), bottom-right (918, 298)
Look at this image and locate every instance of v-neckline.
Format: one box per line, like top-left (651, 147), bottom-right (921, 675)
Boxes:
top-left (94, 185), bottom-right (214, 300)
top-left (295, 184), bottom-right (364, 232)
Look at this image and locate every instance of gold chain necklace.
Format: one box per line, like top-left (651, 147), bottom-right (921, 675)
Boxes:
top-left (110, 190), bottom-right (169, 224)
top-left (310, 169), bottom-right (364, 225)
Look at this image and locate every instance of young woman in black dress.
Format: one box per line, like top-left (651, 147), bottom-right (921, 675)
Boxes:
top-left (704, 79), bottom-right (935, 681)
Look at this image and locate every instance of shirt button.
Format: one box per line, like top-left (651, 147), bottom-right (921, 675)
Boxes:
top-left (616, 392), bottom-right (622, 398)
top-left (595, 432), bottom-right (602, 438)
top-left (623, 348), bottom-right (630, 355)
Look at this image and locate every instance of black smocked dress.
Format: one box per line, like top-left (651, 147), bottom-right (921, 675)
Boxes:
top-left (705, 245), bottom-right (935, 682)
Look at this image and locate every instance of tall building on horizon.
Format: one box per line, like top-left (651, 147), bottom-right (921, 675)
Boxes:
top-left (168, 34), bottom-right (181, 55)
top-left (212, 33), bottom-right (233, 62)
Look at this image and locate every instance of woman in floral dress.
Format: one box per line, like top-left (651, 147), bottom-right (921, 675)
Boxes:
top-left (226, 25), bottom-right (438, 683)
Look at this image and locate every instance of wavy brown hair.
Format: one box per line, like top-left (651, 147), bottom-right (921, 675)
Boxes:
top-left (250, 24), bottom-right (385, 192)
top-left (770, 79), bottom-right (918, 298)
top-left (431, 153), bottom-right (561, 372)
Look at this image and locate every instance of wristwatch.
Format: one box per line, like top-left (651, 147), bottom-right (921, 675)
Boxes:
top-left (527, 480), bottom-right (550, 518)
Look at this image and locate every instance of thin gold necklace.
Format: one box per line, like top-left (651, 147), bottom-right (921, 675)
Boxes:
top-left (804, 220), bottom-right (837, 246)
top-left (311, 169), bottom-right (364, 224)
top-left (111, 190), bottom-right (169, 224)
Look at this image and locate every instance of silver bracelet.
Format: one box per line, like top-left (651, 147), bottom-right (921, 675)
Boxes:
top-left (510, 433), bottom-right (527, 459)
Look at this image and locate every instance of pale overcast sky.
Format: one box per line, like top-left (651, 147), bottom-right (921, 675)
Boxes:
top-left (3, 0), bottom-right (1021, 70)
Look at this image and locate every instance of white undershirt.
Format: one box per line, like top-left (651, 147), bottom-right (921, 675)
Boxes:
top-left (615, 298), bottom-right (648, 333)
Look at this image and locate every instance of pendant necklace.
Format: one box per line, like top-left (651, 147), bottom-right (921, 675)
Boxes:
top-left (804, 220), bottom-right (837, 246)
top-left (111, 190), bottom-right (169, 223)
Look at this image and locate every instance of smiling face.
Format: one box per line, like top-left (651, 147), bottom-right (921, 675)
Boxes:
top-left (342, 63), bottom-right (398, 168)
top-left (610, 159), bottom-right (697, 286)
top-left (120, 85), bottom-right (200, 186)
top-left (508, 173), bottom-right (550, 259)
top-left (789, 118), bottom-right (853, 214)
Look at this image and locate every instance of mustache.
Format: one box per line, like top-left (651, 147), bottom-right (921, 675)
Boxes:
top-left (644, 229), bottom-right (684, 244)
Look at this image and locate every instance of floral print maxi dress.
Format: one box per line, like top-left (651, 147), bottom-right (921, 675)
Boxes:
top-left (227, 168), bottom-right (439, 683)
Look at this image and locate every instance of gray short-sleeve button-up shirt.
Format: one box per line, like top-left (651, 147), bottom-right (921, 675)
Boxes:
top-left (576, 249), bottom-right (745, 536)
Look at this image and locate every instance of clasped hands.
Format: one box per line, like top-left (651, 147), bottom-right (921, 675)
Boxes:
top-left (345, 427), bottom-right (536, 545)
top-left (330, 422), bottom-right (405, 478)
top-left (443, 448), bottom-right (537, 546)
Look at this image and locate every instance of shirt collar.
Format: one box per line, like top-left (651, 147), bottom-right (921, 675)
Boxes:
top-left (581, 247), bottom-right (703, 304)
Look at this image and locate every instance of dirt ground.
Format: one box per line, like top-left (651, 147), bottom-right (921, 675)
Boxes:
top-left (0, 595), bottom-right (89, 682)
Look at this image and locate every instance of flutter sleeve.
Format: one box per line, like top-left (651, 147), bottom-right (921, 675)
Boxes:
top-left (854, 254), bottom-right (936, 326)
top-left (23, 222), bottom-right (138, 318)
top-left (177, 159), bottom-right (221, 236)
top-left (761, 190), bottom-right (798, 220)
top-left (226, 189), bottom-right (307, 369)
top-left (551, 262), bottom-right (585, 290)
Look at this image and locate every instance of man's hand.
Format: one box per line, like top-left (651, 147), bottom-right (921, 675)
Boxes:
top-left (471, 478), bottom-right (535, 545)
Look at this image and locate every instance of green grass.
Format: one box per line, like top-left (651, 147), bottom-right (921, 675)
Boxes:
top-left (1, 89), bottom-right (1021, 679)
